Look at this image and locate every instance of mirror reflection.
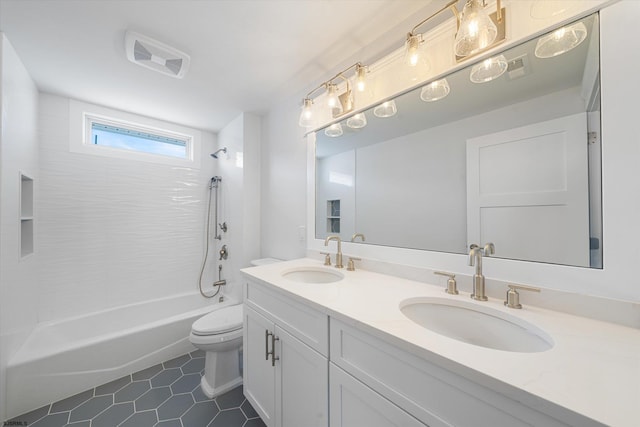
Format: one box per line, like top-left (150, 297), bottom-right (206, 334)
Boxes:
top-left (315, 14), bottom-right (602, 268)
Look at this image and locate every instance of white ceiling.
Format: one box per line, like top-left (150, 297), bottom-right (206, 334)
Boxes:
top-left (0, 0), bottom-right (439, 132)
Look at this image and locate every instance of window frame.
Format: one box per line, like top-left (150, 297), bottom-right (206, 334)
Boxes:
top-left (70, 99), bottom-right (201, 169)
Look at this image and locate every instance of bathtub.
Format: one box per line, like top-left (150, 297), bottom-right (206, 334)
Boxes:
top-left (6, 292), bottom-right (237, 418)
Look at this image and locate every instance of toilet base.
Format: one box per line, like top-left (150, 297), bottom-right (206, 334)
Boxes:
top-left (199, 347), bottom-right (243, 398)
top-left (200, 374), bottom-right (243, 398)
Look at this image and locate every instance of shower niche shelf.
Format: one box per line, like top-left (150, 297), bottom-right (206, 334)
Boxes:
top-left (20, 173), bottom-right (34, 258)
top-left (326, 199), bottom-right (340, 233)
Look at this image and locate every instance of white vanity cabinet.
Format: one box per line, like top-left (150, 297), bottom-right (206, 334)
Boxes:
top-left (330, 319), bottom-right (603, 427)
top-left (243, 279), bottom-right (329, 427)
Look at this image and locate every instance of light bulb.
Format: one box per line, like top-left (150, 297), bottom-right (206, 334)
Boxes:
top-left (346, 113), bottom-right (367, 129)
top-left (324, 123), bottom-right (343, 138)
top-left (420, 79), bottom-right (450, 102)
top-left (298, 98), bottom-right (315, 128)
top-left (469, 54), bottom-right (507, 83)
top-left (356, 65), bottom-right (367, 92)
top-left (326, 83), bottom-right (343, 116)
top-left (534, 22), bottom-right (588, 59)
top-left (405, 33), bottom-right (422, 67)
top-left (373, 100), bottom-right (397, 118)
top-left (454, 0), bottom-right (498, 57)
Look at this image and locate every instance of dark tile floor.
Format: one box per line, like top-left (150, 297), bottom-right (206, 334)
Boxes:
top-left (8, 350), bottom-right (266, 427)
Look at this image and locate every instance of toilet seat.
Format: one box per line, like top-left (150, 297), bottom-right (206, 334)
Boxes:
top-left (191, 304), bottom-right (243, 336)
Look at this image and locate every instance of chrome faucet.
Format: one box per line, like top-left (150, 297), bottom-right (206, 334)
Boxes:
top-left (324, 235), bottom-right (344, 268)
top-left (468, 243), bottom-right (495, 301)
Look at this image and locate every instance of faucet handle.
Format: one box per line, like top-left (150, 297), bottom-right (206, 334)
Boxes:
top-left (319, 252), bottom-right (332, 266)
top-left (483, 242), bottom-right (495, 256)
top-left (346, 257), bottom-right (361, 271)
top-left (434, 271), bottom-right (459, 295)
top-left (504, 284), bottom-right (540, 309)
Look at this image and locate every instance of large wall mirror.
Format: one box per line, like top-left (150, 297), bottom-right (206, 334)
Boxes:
top-left (315, 13), bottom-right (602, 269)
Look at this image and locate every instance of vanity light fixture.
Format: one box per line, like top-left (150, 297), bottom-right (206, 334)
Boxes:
top-left (420, 78), bottom-right (450, 102)
top-left (405, 33), bottom-right (423, 67)
top-left (346, 112), bottom-right (367, 129)
top-left (469, 54), bottom-right (508, 83)
top-left (297, 62), bottom-right (369, 128)
top-left (355, 64), bottom-right (368, 92)
top-left (326, 83), bottom-right (343, 117)
top-left (454, 0), bottom-right (504, 58)
top-left (324, 123), bottom-right (344, 138)
top-left (299, 0), bottom-right (508, 127)
top-left (298, 98), bottom-right (316, 128)
top-left (373, 100), bottom-right (397, 118)
top-left (534, 22), bottom-right (588, 58)
top-left (404, 0), bottom-right (506, 69)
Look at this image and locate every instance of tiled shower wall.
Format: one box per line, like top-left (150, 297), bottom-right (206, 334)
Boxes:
top-left (37, 93), bottom-right (218, 322)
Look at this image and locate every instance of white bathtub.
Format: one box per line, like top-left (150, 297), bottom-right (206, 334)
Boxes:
top-left (6, 292), bottom-right (237, 418)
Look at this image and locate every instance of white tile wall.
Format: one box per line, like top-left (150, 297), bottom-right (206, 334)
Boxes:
top-left (37, 93), bottom-right (217, 322)
top-left (0, 34), bottom-right (40, 423)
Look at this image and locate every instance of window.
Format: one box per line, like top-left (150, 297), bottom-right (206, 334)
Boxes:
top-left (90, 121), bottom-right (188, 159)
top-left (70, 99), bottom-right (201, 168)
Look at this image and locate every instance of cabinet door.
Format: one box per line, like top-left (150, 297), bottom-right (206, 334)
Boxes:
top-left (276, 326), bottom-right (328, 427)
top-left (244, 306), bottom-right (276, 427)
top-left (330, 364), bottom-right (427, 427)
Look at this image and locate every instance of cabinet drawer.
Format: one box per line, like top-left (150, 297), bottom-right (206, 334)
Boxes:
top-left (330, 363), bottom-right (426, 427)
top-left (245, 280), bottom-right (328, 356)
top-left (330, 318), bottom-right (575, 427)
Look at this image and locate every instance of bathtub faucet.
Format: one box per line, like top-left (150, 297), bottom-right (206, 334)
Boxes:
top-left (214, 264), bottom-right (226, 287)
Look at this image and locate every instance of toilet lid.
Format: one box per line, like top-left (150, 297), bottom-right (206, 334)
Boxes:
top-left (192, 304), bottom-right (243, 336)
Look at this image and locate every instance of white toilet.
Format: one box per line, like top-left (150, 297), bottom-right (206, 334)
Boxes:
top-left (190, 258), bottom-right (281, 398)
top-left (189, 303), bottom-right (243, 398)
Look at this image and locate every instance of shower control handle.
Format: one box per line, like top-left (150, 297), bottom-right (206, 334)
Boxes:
top-left (219, 245), bottom-right (228, 260)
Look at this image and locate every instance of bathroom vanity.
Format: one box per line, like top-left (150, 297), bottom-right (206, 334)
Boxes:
top-left (241, 258), bottom-right (640, 427)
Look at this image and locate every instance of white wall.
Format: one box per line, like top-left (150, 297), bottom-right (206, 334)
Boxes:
top-left (37, 93), bottom-right (217, 322)
top-left (217, 112), bottom-right (261, 302)
top-left (0, 34), bottom-right (39, 423)
top-left (261, 103), bottom-right (307, 260)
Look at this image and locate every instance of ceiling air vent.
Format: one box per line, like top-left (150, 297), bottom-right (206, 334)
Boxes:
top-left (125, 30), bottom-right (190, 79)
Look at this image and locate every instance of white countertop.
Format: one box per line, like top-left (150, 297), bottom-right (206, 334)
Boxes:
top-left (242, 258), bottom-right (640, 427)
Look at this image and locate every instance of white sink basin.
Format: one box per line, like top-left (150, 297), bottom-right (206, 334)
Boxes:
top-left (281, 267), bottom-right (344, 284)
top-left (400, 297), bottom-right (553, 353)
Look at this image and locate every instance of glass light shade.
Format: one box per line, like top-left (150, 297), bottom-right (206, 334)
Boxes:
top-left (454, 0), bottom-right (498, 57)
top-left (469, 54), bottom-right (508, 83)
top-left (326, 83), bottom-right (343, 116)
top-left (346, 113), bottom-right (367, 129)
top-left (356, 65), bottom-right (367, 92)
top-left (420, 79), bottom-right (450, 102)
top-left (324, 123), bottom-right (343, 138)
top-left (298, 98), bottom-right (315, 128)
top-left (404, 34), bottom-right (423, 67)
top-left (535, 22), bottom-right (588, 58)
top-left (373, 100), bottom-right (397, 118)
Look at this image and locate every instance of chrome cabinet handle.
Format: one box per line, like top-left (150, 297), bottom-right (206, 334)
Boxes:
top-left (271, 333), bottom-right (280, 367)
top-left (265, 330), bottom-right (272, 361)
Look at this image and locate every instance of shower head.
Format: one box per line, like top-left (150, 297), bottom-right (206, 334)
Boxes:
top-left (210, 147), bottom-right (227, 159)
